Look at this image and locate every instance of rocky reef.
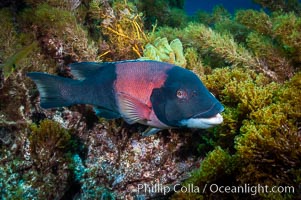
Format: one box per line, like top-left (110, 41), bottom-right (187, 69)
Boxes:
top-left (0, 0), bottom-right (300, 199)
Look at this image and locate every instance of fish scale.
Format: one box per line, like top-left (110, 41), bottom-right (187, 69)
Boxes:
top-left (114, 61), bottom-right (172, 108)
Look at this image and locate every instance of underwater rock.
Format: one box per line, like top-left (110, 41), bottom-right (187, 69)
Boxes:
top-left (0, 127), bottom-right (13, 145)
top-left (77, 123), bottom-right (199, 199)
top-left (42, 108), bottom-right (200, 199)
top-left (24, 103), bottom-right (201, 199)
top-left (0, 75), bottom-right (31, 122)
top-left (20, 3), bottom-right (97, 63)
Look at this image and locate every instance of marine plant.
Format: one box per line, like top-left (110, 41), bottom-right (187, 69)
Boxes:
top-left (167, 7), bottom-right (188, 28)
top-left (272, 12), bottom-right (301, 63)
top-left (29, 119), bottom-right (71, 168)
top-left (88, 0), bottom-right (147, 61)
top-left (235, 9), bottom-right (272, 35)
top-left (0, 42), bottom-right (38, 79)
top-left (134, 0), bottom-right (186, 29)
top-left (245, 32), bottom-right (293, 82)
top-left (172, 146), bottom-right (236, 200)
top-left (1, 0), bottom-right (301, 199)
top-left (253, 0), bottom-right (301, 14)
top-left (153, 7), bottom-right (300, 82)
top-left (140, 37), bottom-right (186, 67)
top-left (28, 119), bottom-right (73, 199)
top-left (0, 8), bottom-right (18, 76)
top-left (25, 0), bottom-right (82, 11)
top-left (236, 9), bottom-right (301, 65)
top-left (171, 66), bottom-right (301, 199)
top-left (20, 3), bottom-right (97, 62)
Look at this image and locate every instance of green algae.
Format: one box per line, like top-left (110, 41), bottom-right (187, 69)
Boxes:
top-left (0, 9), bottom-right (18, 61)
top-left (140, 37), bottom-right (187, 67)
top-left (87, 0), bottom-right (147, 61)
top-left (29, 119), bottom-right (71, 166)
top-left (135, 0), bottom-right (186, 29)
top-left (173, 67), bottom-right (301, 199)
top-left (235, 9), bottom-right (272, 35)
top-left (253, 0), bottom-right (301, 14)
top-left (0, 42), bottom-right (38, 78)
top-left (28, 119), bottom-right (74, 199)
top-left (172, 146), bottom-right (236, 200)
top-left (0, 119), bottom-right (75, 200)
top-left (20, 3), bottom-right (97, 62)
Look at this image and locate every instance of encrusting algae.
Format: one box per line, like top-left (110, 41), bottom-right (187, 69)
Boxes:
top-left (0, 0), bottom-right (301, 199)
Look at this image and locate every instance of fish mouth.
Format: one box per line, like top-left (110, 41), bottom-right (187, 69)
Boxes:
top-left (192, 102), bottom-right (224, 119)
top-left (198, 113), bottom-right (223, 126)
top-left (179, 113), bottom-right (223, 129)
top-left (180, 102), bottom-right (224, 129)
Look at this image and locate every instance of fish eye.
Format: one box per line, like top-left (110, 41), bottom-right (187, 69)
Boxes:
top-left (176, 89), bottom-right (187, 99)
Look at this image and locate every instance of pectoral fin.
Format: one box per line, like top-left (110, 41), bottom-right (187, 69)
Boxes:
top-left (117, 92), bottom-right (151, 124)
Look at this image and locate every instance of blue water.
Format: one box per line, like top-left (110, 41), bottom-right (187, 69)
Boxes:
top-left (184, 0), bottom-right (261, 15)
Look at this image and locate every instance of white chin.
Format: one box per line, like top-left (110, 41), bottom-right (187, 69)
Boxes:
top-left (180, 113), bottom-right (223, 129)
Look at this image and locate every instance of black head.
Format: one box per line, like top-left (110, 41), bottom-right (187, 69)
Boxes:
top-left (150, 66), bottom-right (224, 127)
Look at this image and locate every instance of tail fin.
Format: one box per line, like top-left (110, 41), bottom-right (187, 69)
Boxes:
top-left (27, 72), bottom-right (78, 108)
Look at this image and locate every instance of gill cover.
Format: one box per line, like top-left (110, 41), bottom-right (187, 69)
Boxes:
top-left (150, 67), bottom-right (223, 127)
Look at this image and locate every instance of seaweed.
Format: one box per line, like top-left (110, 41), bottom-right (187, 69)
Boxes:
top-left (253, 0), bottom-right (301, 14)
top-left (236, 9), bottom-right (301, 67)
top-left (153, 8), bottom-right (299, 82)
top-left (135, 0), bottom-right (186, 29)
top-left (88, 0), bottom-right (147, 61)
top-left (26, 119), bottom-right (74, 199)
top-left (0, 42), bottom-right (38, 79)
top-left (171, 68), bottom-right (301, 199)
top-left (235, 9), bottom-right (272, 35)
top-left (20, 3), bottom-right (97, 63)
top-left (272, 12), bottom-right (301, 63)
top-left (1, 0), bottom-right (301, 199)
top-left (140, 37), bottom-right (186, 67)
top-left (0, 8), bottom-right (18, 59)
top-left (172, 146), bottom-right (236, 200)
top-left (29, 119), bottom-right (71, 168)
top-left (24, 0), bottom-right (82, 11)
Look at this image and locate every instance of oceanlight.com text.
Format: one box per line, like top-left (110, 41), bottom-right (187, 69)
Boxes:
top-left (207, 183), bottom-right (295, 196)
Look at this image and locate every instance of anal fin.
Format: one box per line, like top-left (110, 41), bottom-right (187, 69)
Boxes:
top-left (141, 127), bottom-right (162, 137)
top-left (93, 106), bottom-right (120, 119)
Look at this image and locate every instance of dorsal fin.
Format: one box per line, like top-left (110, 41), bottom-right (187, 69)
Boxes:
top-left (69, 62), bottom-right (115, 80)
